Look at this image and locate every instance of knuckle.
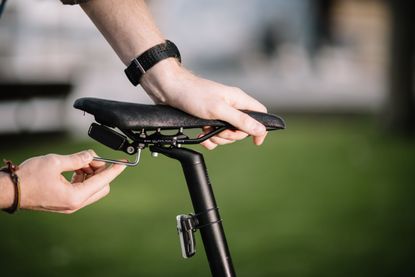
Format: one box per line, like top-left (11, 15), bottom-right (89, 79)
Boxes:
top-left (239, 113), bottom-right (259, 132)
top-left (238, 112), bottom-right (251, 125)
top-left (88, 149), bottom-right (97, 157)
top-left (230, 86), bottom-right (244, 95)
top-left (45, 154), bottom-right (61, 167)
top-left (71, 154), bottom-right (83, 165)
top-left (205, 103), bottom-right (221, 119)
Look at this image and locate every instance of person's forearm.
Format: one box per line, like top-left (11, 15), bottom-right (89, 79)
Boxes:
top-left (81, 0), bottom-right (165, 65)
top-left (0, 172), bottom-right (14, 210)
top-left (80, 0), bottom-right (182, 104)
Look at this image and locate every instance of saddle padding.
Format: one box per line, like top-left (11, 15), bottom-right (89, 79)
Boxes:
top-left (74, 97), bottom-right (285, 131)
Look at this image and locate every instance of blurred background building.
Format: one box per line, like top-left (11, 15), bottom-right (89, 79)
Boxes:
top-left (1, 0), bottom-right (412, 137)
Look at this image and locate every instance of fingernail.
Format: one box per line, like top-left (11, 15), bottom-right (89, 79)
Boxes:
top-left (252, 124), bottom-right (266, 135)
top-left (81, 151), bottom-right (92, 161)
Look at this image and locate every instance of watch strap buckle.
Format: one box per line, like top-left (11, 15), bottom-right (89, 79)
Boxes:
top-left (133, 58), bottom-right (146, 74)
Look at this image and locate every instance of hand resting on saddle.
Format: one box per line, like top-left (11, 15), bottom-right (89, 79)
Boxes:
top-left (73, 97), bottom-right (285, 166)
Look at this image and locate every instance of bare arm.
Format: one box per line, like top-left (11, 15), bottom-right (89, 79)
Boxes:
top-left (80, 0), bottom-right (163, 65)
top-left (81, 0), bottom-right (267, 149)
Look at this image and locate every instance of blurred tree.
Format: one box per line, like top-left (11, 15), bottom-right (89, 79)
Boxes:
top-left (385, 1), bottom-right (415, 137)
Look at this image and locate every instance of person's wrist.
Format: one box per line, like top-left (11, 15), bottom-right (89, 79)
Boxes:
top-left (0, 171), bottom-right (14, 210)
top-left (140, 58), bottom-right (184, 104)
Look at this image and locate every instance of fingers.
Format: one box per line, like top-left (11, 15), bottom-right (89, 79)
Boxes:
top-left (75, 157), bottom-right (107, 176)
top-left (89, 158), bottom-right (107, 170)
top-left (55, 150), bottom-right (94, 172)
top-left (215, 106), bottom-right (269, 145)
top-left (80, 184), bottom-right (111, 208)
top-left (228, 90), bottom-right (268, 113)
top-left (224, 88), bottom-right (268, 142)
top-left (200, 137), bottom-right (232, 150)
top-left (206, 92), bottom-right (268, 147)
top-left (253, 131), bottom-right (268, 146)
top-left (71, 164), bottom-right (107, 183)
top-left (76, 163), bottom-right (126, 200)
top-left (209, 136), bottom-right (234, 145)
top-left (65, 151), bottom-right (106, 181)
top-left (201, 139), bottom-right (218, 150)
top-left (202, 127), bottom-right (248, 141)
top-left (65, 162), bottom-right (124, 214)
top-left (216, 104), bottom-right (266, 138)
top-left (71, 171), bottom-right (85, 183)
top-left (199, 127), bottom-right (249, 150)
top-left (216, 130), bottom-right (249, 141)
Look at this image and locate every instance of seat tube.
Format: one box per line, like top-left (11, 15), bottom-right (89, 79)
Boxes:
top-left (150, 146), bottom-right (236, 277)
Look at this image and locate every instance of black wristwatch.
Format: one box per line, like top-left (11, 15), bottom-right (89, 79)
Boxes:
top-left (124, 40), bottom-right (181, 86)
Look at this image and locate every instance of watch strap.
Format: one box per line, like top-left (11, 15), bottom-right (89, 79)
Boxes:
top-left (124, 40), bottom-right (181, 86)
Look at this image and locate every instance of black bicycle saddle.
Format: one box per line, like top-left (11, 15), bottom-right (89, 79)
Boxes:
top-left (74, 97), bottom-right (285, 131)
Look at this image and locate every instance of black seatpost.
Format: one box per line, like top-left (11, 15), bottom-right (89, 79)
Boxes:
top-left (150, 145), bottom-right (236, 277)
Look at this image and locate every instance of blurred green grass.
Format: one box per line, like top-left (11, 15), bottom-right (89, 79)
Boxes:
top-left (1, 116), bottom-right (414, 277)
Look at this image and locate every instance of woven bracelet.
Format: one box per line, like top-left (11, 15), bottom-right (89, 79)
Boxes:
top-left (1, 159), bottom-right (20, 214)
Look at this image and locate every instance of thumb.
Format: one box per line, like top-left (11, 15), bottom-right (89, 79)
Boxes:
top-left (57, 150), bottom-right (94, 172)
